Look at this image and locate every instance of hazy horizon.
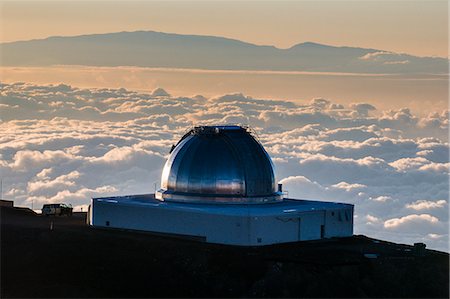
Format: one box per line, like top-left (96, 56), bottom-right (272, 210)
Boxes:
top-left (1, 65), bottom-right (448, 116)
top-left (1, 29), bottom-right (447, 115)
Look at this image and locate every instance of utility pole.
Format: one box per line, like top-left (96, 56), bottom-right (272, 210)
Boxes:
top-left (0, 179), bottom-right (3, 200)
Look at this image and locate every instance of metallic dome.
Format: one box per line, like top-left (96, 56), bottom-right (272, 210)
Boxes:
top-left (155, 125), bottom-right (283, 204)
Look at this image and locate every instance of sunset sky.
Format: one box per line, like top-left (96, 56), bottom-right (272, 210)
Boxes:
top-left (1, 0), bottom-right (448, 57)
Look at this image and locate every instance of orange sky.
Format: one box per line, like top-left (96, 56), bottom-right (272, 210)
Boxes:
top-left (0, 1), bottom-right (448, 58)
top-left (1, 66), bottom-right (447, 115)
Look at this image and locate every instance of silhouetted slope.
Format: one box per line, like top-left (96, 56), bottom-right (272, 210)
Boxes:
top-left (1, 206), bottom-right (448, 298)
top-left (1, 31), bottom-right (447, 73)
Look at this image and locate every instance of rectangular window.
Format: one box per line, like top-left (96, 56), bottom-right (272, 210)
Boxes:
top-left (320, 225), bottom-right (325, 238)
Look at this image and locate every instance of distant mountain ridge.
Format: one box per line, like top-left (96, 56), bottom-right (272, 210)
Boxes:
top-left (1, 30), bottom-right (447, 74)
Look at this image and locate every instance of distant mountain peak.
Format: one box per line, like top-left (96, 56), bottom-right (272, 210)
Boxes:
top-left (0, 31), bottom-right (447, 74)
top-left (287, 41), bottom-right (342, 50)
top-left (151, 87), bottom-right (170, 97)
top-left (293, 41), bottom-right (330, 47)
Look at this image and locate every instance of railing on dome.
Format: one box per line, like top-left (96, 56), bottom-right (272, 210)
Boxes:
top-left (169, 126), bottom-right (197, 153)
top-left (241, 125), bottom-right (262, 143)
top-left (170, 124), bottom-right (263, 154)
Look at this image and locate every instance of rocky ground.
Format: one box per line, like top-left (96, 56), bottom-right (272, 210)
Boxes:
top-left (1, 206), bottom-right (448, 298)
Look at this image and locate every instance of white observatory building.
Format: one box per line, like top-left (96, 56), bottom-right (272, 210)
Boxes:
top-left (89, 126), bottom-right (353, 246)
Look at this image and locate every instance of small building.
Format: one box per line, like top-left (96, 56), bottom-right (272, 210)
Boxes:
top-left (0, 199), bottom-right (14, 208)
top-left (90, 126), bottom-right (353, 246)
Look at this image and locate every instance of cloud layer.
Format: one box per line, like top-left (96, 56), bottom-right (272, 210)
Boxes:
top-left (1, 82), bottom-right (448, 251)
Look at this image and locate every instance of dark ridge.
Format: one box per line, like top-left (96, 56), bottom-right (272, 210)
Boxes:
top-left (1, 206), bottom-right (448, 298)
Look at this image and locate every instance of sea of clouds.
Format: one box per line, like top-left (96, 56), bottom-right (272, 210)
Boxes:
top-left (1, 82), bottom-right (448, 251)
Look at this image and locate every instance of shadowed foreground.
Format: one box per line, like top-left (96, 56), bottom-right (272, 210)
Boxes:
top-left (1, 206), bottom-right (448, 298)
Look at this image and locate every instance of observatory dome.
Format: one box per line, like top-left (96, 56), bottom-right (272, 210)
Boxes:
top-left (155, 126), bottom-right (283, 204)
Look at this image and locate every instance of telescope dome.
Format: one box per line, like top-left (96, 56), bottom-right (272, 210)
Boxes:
top-left (155, 125), bottom-right (282, 204)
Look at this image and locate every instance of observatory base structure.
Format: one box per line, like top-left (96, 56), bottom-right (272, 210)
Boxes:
top-left (89, 125), bottom-right (354, 246)
top-left (89, 194), bottom-right (353, 246)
